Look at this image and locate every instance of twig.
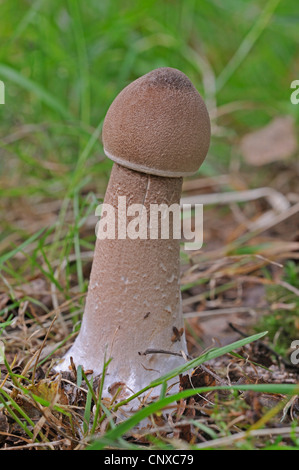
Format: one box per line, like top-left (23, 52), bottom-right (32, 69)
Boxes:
top-left (138, 349), bottom-right (228, 385)
top-left (1, 440), bottom-right (68, 450)
top-left (180, 187), bottom-right (290, 212)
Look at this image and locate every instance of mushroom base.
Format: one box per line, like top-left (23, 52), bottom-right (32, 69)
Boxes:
top-left (56, 333), bottom-right (188, 404)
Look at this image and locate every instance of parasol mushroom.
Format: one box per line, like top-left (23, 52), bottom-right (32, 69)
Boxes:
top-left (56, 67), bottom-right (210, 400)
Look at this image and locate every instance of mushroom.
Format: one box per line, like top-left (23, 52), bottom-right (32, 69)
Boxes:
top-left (56, 67), bottom-right (210, 400)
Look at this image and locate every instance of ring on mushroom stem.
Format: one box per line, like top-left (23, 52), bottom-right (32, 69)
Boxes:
top-left (55, 67), bottom-right (210, 411)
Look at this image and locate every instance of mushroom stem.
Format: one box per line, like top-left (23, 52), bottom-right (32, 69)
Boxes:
top-left (58, 163), bottom-right (187, 395)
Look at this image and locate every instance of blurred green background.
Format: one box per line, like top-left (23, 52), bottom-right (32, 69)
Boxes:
top-left (0, 0), bottom-right (298, 189)
top-left (0, 0), bottom-right (298, 283)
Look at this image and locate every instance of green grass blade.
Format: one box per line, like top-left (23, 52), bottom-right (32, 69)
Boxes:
top-left (0, 228), bottom-right (45, 268)
top-left (9, 0), bottom-right (44, 43)
top-left (67, 0), bottom-right (90, 125)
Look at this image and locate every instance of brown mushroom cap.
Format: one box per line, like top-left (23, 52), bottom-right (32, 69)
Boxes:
top-left (102, 67), bottom-right (211, 177)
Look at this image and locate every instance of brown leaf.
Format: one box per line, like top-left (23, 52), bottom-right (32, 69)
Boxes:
top-left (180, 365), bottom-right (216, 405)
top-left (0, 412), bottom-right (9, 444)
top-left (240, 116), bottom-right (297, 166)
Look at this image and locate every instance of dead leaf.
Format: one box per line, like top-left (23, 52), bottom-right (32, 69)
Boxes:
top-left (108, 381), bottom-right (130, 400)
top-left (171, 326), bottom-right (184, 343)
top-left (240, 116), bottom-right (297, 166)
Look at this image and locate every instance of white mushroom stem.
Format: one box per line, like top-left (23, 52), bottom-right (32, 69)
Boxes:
top-left (58, 163), bottom-right (187, 397)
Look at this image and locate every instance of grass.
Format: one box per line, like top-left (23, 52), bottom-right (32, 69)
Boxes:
top-left (0, 0), bottom-right (299, 451)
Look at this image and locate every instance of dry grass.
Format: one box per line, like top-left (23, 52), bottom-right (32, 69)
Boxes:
top-left (1, 161), bottom-right (299, 450)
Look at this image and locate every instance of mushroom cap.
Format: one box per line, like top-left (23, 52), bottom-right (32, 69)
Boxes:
top-left (102, 67), bottom-right (211, 178)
